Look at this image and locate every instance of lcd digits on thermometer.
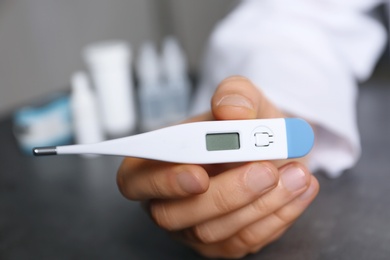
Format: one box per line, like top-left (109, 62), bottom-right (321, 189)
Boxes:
top-left (33, 118), bottom-right (314, 164)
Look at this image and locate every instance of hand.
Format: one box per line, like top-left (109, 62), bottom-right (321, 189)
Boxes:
top-left (117, 76), bottom-right (319, 258)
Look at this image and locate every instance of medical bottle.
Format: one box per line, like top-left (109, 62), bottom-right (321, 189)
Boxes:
top-left (160, 36), bottom-right (191, 124)
top-left (70, 71), bottom-right (104, 145)
top-left (136, 42), bottom-right (165, 132)
top-left (83, 41), bottom-right (137, 138)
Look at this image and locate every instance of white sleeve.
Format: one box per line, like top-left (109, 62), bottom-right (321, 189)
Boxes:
top-left (192, 0), bottom-right (387, 177)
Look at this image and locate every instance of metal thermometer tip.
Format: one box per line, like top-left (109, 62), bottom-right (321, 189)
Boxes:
top-left (33, 146), bottom-right (57, 156)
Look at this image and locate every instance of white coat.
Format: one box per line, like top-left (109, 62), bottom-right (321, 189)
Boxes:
top-left (192, 0), bottom-right (387, 177)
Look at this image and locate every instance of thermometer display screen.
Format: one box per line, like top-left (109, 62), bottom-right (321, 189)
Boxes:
top-left (206, 133), bottom-right (240, 151)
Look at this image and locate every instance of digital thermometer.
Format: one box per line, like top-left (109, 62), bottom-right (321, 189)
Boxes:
top-left (33, 118), bottom-right (314, 164)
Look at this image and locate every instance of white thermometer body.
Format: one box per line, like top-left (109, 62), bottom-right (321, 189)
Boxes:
top-left (33, 118), bottom-right (314, 164)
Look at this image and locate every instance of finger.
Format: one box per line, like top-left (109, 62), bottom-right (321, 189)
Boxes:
top-left (149, 162), bottom-right (278, 231)
top-left (227, 176), bottom-right (319, 253)
top-left (249, 225), bottom-right (290, 254)
top-left (211, 76), bottom-right (284, 120)
top-left (117, 158), bottom-right (209, 200)
top-left (187, 224), bottom-right (291, 259)
top-left (189, 163), bottom-right (311, 243)
top-left (188, 176), bottom-right (319, 259)
top-left (250, 176), bottom-right (319, 252)
top-left (182, 225), bottom-right (290, 260)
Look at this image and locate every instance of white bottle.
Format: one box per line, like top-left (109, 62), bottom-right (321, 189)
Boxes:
top-left (161, 36), bottom-right (191, 124)
top-left (136, 42), bottom-right (165, 132)
top-left (70, 71), bottom-right (104, 145)
top-left (83, 41), bottom-right (136, 138)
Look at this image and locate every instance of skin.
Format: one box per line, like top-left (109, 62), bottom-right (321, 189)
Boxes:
top-left (117, 76), bottom-right (320, 259)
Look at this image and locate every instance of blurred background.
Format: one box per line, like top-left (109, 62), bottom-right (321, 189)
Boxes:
top-left (1, 2), bottom-right (390, 259)
top-left (1, 0), bottom-right (388, 156)
top-left (0, 0), bottom-right (237, 118)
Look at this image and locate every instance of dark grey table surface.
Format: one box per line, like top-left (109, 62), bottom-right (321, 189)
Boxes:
top-left (1, 81), bottom-right (390, 260)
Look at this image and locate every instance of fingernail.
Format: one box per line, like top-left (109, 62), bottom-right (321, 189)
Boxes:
top-left (246, 164), bottom-right (276, 193)
top-left (280, 166), bottom-right (307, 192)
top-left (177, 172), bottom-right (204, 194)
top-left (216, 94), bottom-right (254, 109)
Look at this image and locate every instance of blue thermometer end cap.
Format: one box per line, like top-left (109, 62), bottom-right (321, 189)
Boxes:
top-left (285, 118), bottom-right (314, 158)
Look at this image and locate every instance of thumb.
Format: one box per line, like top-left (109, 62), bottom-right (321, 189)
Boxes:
top-left (211, 76), bottom-right (284, 120)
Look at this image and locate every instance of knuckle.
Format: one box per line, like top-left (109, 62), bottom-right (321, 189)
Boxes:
top-left (250, 197), bottom-right (270, 215)
top-left (149, 202), bottom-right (178, 231)
top-left (236, 228), bottom-right (260, 249)
top-left (192, 224), bottom-right (217, 244)
top-left (212, 189), bottom-right (236, 213)
top-left (272, 209), bottom-right (293, 226)
top-left (149, 174), bottom-right (166, 198)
